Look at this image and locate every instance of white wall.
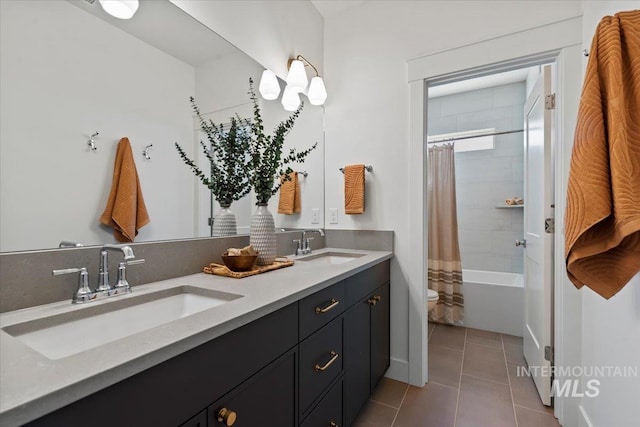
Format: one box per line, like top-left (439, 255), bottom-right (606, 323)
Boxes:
top-left (577, 4), bottom-right (640, 427)
top-left (323, 0), bottom-right (583, 382)
top-left (170, 0), bottom-right (324, 80)
top-left (0, 0), bottom-right (194, 251)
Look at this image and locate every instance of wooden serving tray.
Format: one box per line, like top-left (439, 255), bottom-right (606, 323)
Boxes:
top-left (203, 259), bottom-right (294, 279)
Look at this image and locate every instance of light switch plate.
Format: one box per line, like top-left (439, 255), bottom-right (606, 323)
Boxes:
top-left (311, 208), bottom-right (320, 224)
top-left (329, 208), bottom-right (338, 224)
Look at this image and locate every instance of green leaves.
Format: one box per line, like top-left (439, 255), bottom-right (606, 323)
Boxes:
top-left (175, 97), bottom-right (252, 205)
top-left (247, 78), bottom-right (318, 204)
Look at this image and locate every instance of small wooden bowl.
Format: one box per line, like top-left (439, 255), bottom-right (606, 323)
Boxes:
top-left (221, 254), bottom-right (258, 272)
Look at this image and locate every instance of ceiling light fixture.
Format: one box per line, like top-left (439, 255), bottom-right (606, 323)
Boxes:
top-left (98, 0), bottom-right (139, 20)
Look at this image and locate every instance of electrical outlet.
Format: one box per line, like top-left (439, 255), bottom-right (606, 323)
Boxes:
top-left (311, 208), bottom-right (320, 224)
top-left (329, 208), bottom-right (338, 224)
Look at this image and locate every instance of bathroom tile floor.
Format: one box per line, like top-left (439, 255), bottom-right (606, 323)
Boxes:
top-left (352, 323), bottom-right (561, 427)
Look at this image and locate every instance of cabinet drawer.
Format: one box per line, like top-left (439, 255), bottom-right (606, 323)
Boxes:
top-left (208, 350), bottom-right (297, 427)
top-left (344, 260), bottom-right (390, 306)
top-left (300, 379), bottom-right (343, 427)
top-left (299, 280), bottom-right (345, 339)
top-left (299, 317), bottom-right (343, 416)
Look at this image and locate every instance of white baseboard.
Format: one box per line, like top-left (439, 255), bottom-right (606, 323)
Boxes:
top-left (579, 404), bottom-right (594, 427)
top-left (384, 357), bottom-right (409, 383)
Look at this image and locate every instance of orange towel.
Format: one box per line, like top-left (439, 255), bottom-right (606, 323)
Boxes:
top-left (277, 172), bottom-right (301, 215)
top-left (344, 164), bottom-right (365, 214)
top-left (99, 137), bottom-right (150, 242)
top-left (565, 10), bottom-right (640, 299)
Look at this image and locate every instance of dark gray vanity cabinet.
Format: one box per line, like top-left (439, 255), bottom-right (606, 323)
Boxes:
top-left (343, 263), bottom-right (391, 427)
top-left (207, 350), bottom-right (297, 427)
top-left (24, 259), bottom-right (391, 427)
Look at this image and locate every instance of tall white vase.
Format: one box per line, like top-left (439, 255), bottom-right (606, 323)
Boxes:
top-left (212, 202), bottom-right (237, 237)
top-left (250, 203), bottom-right (276, 265)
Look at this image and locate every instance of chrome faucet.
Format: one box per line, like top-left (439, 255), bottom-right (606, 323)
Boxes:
top-left (97, 244), bottom-right (136, 295)
top-left (53, 244), bottom-right (144, 304)
top-left (294, 229), bottom-right (325, 255)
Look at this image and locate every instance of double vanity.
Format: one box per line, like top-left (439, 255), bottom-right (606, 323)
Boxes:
top-left (0, 246), bottom-right (392, 427)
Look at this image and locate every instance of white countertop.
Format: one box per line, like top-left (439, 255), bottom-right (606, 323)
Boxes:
top-left (0, 248), bottom-right (392, 427)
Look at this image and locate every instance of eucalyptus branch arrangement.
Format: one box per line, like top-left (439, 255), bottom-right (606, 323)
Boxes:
top-left (247, 78), bottom-right (318, 204)
top-left (175, 97), bottom-right (252, 206)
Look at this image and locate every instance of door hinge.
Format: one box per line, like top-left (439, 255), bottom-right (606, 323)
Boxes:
top-left (545, 93), bottom-right (556, 110)
top-left (208, 217), bottom-right (214, 226)
top-left (544, 345), bottom-right (554, 362)
top-left (545, 218), bottom-right (555, 234)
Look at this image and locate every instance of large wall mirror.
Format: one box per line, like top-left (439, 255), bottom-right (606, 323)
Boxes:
top-left (0, 0), bottom-right (324, 253)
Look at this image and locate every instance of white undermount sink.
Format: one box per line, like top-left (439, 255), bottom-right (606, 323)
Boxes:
top-left (2, 286), bottom-right (242, 360)
top-left (297, 251), bottom-right (366, 265)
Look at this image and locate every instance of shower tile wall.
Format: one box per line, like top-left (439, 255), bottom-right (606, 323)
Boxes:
top-left (428, 82), bottom-right (525, 273)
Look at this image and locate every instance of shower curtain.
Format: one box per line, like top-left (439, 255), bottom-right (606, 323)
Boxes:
top-left (427, 143), bottom-right (464, 325)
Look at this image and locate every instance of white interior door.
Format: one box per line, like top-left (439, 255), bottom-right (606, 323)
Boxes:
top-left (522, 65), bottom-right (554, 406)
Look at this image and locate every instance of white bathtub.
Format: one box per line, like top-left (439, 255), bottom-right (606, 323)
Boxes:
top-left (461, 269), bottom-right (524, 337)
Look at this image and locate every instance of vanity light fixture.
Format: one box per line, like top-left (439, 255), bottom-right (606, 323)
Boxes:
top-left (258, 54), bottom-right (327, 108)
top-left (258, 69), bottom-right (281, 100)
top-left (286, 55), bottom-right (327, 106)
top-left (98, 0), bottom-right (139, 20)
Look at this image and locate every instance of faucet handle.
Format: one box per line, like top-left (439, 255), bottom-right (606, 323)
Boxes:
top-left (126, 258), bottom-right (145, 266)
top-left (53, 267), bottom-right (94, 304)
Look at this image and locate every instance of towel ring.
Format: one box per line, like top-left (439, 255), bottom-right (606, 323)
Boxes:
top-left (340, 165), bottom-right (373, 173)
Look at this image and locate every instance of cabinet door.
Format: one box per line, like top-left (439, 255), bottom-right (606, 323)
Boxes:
top-left (180, 410), bottom-right (207, 427)
top-left (208, 350), bottom-right (297, 427)
top-left (344, 298), bottom-right (371, 427)
top-left (370, 282), bottom-right (390, 391)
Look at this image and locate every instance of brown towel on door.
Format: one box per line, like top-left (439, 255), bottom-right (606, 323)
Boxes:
top-left (277, 172), bottom-right (301, 215)
top-left (565, 10), bottom-right (640, 299)
top-left (344, 164), bottom-right (365, 214)
top-left (99, 137), bottom-right (150, 242)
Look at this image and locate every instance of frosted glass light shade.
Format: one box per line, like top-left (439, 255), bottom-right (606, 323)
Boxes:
top-left (307, 76), bottom-right (327, 106)
top-left (99, 0), bottom-right (139, 19)
top-left (286, 60), bottom-right (308, 93)
top-left (281, 85), bottom-right (301, 111)
top-left (258, 70), bottom-right (280, 100)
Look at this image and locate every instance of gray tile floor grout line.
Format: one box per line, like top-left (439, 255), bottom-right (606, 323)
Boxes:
top-left (464, 341), bottom-right (504, 349)
top-left (428, 380), bottom-right (461, 391)
top-left (452, 327), bottom-right (467, 427)
top-left (513, 403), bottom-right (555, 417)
top-left (369, 398), bottom-right (401, 411)
top-left (502, 334), bottom-right (520, 427)
top-left (389, 383), bottom-right (410, 427)
top-left (460, 372), bottom-right (510, 387)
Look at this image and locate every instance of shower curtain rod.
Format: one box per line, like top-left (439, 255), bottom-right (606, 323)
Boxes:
top-left (427, 128), bottom-right (524, 144)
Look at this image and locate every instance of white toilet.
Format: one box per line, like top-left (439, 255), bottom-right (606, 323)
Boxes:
top-left (427, 288), bottom-right (439, 312)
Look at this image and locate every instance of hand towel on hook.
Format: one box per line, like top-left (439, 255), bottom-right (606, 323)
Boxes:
top-left (99, 137), bottom-right (150, 242)
top-left (344, 164), bottom-right (365, 214)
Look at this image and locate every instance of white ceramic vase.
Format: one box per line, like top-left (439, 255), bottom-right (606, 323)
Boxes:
top-left (250, 203), bottom-right (276, 265)
top-left (212, 202), bottom-right (237, 237)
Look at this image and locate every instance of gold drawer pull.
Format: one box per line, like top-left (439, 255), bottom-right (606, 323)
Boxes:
top-left (374, 295), bottom-right (382, 302)
top-left (314, 351), bottom-right (339, 371)
top-left (330, 422), bottom-right (339, 427)
top-left (315, 298), bottom-right (339, 314)
top-left (217, 408), bottom-right (237, 426)
top-left (367, 297), bottom-right (377, 306)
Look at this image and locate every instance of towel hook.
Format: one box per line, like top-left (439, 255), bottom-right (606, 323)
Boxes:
top-left (297, 170), bottom-right (308, 177)
top-left (87, 132), bottom-right (99, 151)
top-left (583, 49), bottom-right (590, 57)
top-left (340, 165), bottom-right (373, 173)
top-left (142, 144), bottom-right (153, 160)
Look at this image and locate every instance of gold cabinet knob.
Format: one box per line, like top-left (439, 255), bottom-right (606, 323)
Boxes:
top-left (367, 297), bottom-right (377, 306)
top-left (217, 408), bottom-right (237, 426)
